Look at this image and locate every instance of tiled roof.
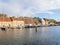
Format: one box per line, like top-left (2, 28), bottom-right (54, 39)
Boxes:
top-left (0, 17), bottom-right (11, 22)
top-left (0, 17), bottom-right (41, 24)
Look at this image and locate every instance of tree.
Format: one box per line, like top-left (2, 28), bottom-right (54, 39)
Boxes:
top-left (0, 14), bottom-right (7, 17)
top-left (33, 17), bottom-right (42, 23)
top-left (48, 19), bottom-right (56, 23)
top-left (43, 18), bottom-right (56, 23)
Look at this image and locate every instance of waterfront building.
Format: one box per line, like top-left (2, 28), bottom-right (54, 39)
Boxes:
top-left (0, 17), bottom-right (11, 27)
top-left (24, 18), bottom-right (41, 26)
top-left (42, 19), bottom-right (46, 25)
top-left (42, 19), bottom-right (49, 25)
top-left (0, 17), bottom-right (25, 28)
top-left (12, 20), bottom-right (24, 27)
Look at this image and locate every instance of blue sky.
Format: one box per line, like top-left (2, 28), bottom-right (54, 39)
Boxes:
top-left (0, 0), bottom-right (60, 21)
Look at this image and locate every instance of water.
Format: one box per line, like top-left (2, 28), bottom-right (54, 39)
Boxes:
top-left (0, 26), bottom-right (60, 45)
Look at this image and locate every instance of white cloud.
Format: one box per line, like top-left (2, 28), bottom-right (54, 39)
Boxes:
top-left (0, 0), bottom-right (60, 16)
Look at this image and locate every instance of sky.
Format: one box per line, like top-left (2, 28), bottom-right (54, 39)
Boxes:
top-left (0, 0), bottom-right (60, 21)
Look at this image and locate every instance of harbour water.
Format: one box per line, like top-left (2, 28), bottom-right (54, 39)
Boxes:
top-left (0, 26), bottom-right (60, 45)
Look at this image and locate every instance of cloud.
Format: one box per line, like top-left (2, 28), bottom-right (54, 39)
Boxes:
top-left (0, 0), bottom-right (60, 16)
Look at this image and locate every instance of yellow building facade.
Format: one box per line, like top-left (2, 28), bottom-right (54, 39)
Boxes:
top-left (0, 21), bottom-right (24, 28)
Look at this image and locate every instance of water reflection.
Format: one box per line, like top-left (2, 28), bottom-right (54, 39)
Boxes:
top-left (42, 27), bottom-right (48, 32)
top-left (35, 27), bottom-right (38, 32)
top-left (1, 30), bottom-right (6, 32)
top-left (0, 26), bottom-right (60, 45)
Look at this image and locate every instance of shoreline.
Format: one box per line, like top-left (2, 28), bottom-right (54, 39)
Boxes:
top-left (24, 25), bottom-right (59, 28)
top-left (0, 25), bottom-right (60, 30)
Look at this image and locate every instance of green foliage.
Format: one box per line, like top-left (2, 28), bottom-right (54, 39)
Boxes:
top-left (48, 19), bottom-right (56, 23)
top-left (33, 17), bottom-right (42, 23)
top-left (0, 14), bottom-right (7, 17)
top-left (43, 18), bottom-right (48, 21)
top-left (43, 18), bottom-right (56, 23)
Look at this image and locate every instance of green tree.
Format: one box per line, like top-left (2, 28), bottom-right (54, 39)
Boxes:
top-left (43, 18), bottom-right (56, 23)
top-left (48, 19), bottom-right (56, 23)
top-left (33, 17), bottom-right (42, 23)
top-left (0, 14), bottom-right (7, 17)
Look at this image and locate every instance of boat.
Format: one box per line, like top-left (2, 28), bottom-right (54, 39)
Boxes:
top-left (1, 27), bottom-right (7, 30)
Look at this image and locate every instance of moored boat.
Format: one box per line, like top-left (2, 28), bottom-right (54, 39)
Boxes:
top-left (1, 27), bottom-right (7, 30)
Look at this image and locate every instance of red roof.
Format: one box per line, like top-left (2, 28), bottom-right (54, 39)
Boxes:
top-left (0, 17), bottom-right (11, 22)
top-left (0, 17), bottom-right (40, 24)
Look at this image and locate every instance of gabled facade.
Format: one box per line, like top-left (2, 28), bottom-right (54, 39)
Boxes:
top-left (0, 17), bottom-right (24, 27)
